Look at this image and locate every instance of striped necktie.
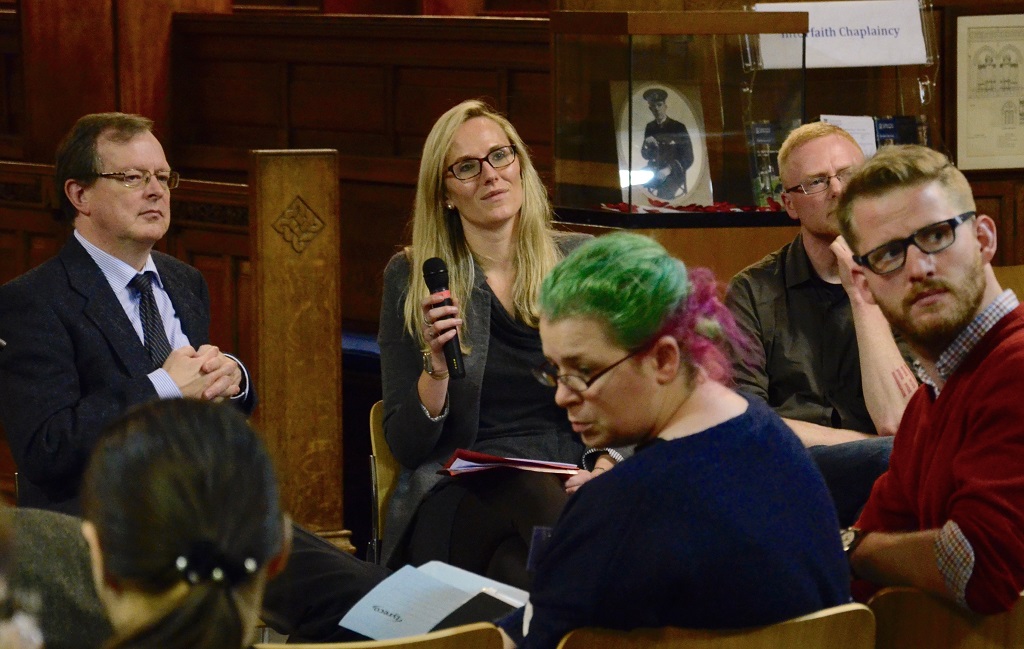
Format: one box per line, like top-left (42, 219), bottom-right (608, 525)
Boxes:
top-left (129, 272), bottom-right (173, 369)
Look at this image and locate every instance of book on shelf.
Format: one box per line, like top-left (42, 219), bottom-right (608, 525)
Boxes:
top-left (439, 449), bottom-right (579, 477)
top-left (745, 120), bottom-right (785, 208)
top-left (875, 115), bottom-right (928, 147)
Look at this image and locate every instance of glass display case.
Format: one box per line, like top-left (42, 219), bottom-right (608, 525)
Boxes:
top-left (550, 10), bottom-right (808, 227)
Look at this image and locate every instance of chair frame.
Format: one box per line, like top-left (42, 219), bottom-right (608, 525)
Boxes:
top-left (255, 621), bottom-right (504, 649)
top-left (556, 603), bottom-right (875, 649)
top-left (367, 400), bottom-right (399, 564)
top-left (870, 586), bottom-right (1024, 649)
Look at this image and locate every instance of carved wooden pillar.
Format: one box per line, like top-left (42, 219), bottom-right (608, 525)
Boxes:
top-left (248, 149), bottom-right (352, 551)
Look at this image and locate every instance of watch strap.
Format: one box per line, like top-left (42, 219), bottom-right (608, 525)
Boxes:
top-left (422, 351), bottom-right (450, 380)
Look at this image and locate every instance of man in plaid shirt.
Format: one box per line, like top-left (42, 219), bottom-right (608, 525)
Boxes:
top-left (837, 144), bottom-right (1024, 614)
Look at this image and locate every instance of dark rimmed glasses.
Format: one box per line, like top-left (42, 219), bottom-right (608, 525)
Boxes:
top-left (784, 168), bottom-right (855, 195)
top-left (96, 169), bottom-right (180, 190)
top-left (447, 146), bottom-right (517, 181)
top-left (853, 211), bottom-right (976, 275)
top-left (532, 349), bottom-right (639, 394)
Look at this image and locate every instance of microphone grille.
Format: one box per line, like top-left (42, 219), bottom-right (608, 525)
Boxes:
top-left (423, 257), bottom-right (448, 276)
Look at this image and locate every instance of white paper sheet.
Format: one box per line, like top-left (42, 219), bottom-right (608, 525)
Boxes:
top-left (755, 0), bottom-right (928, 69)
top-left (820, 115), bottom-right (878, 157)
top-left (338, 561), bottom-right (530, 640)
top-left (338, 565), bottom-right (476, 640)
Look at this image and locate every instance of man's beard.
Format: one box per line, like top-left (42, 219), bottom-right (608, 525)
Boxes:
top-left (879, 254), bottom-right (986, 359)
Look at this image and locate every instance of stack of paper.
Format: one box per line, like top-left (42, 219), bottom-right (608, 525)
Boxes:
top-left (339, 561), bottom-right (529, 640)
top-left (439, 449), bottom-right (579, 477)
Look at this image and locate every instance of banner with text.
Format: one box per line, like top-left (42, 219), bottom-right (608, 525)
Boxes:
top-left (754, 0), bottom-right (928, 69)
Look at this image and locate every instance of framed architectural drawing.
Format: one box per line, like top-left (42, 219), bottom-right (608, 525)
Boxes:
top-left (956, 13), bottom-right (1024, 170)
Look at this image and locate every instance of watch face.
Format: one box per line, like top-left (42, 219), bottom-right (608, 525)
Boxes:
top-left (841, 528), bottom-right (857, 552)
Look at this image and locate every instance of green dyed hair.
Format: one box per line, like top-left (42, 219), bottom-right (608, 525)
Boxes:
top-left (540, 232), bottom-right (689, 350)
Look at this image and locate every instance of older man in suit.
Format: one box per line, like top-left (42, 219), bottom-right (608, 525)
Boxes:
top-left (0, 113), bottom-right (251, 512)
top-left (0, 113), bottom-right (389, 645)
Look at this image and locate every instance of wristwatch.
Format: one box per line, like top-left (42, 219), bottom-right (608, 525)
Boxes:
top-left (422, 351), bottom-right (449, 380)
top-left (841, 527), bottom-right (865, 557)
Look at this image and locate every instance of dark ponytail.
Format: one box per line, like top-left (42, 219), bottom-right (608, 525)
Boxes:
top-left (83, 399), bottom-right (284, 649)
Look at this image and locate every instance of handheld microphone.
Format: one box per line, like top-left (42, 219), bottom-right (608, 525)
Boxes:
top-left (422, 257), bottom-right (466, 379)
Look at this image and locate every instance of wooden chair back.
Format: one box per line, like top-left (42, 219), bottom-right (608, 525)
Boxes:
top-left (368, 400), bottom-right (400, 562)
top-left (556, 603), bottom-right (875, 649)
top-left (256, 621), bottom-right (504, 649)
top-left (870, 586), bottom-right (1024, 649)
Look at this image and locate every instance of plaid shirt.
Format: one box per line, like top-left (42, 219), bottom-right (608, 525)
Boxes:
top-left (925, 289), bottom-right (1020, 606)
top-left (923, 290), bottom-right (1020, 396)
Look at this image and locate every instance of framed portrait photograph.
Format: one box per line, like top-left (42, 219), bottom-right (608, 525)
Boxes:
top-left (610, 81), bottom-right (713, 209)
top-left (956, 13), bottom-right (1024, 170)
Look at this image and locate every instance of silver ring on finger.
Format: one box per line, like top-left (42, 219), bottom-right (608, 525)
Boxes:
top-left (423, 316), bottom-right (432, 326)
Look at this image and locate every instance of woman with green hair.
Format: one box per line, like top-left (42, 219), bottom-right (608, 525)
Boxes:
top-left (498, 232), bottom-right (850, 648)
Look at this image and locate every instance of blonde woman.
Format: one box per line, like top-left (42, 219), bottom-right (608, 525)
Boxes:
top-left (378, 100), bottom-right (616, 587)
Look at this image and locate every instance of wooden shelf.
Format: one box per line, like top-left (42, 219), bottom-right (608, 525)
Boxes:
top-left (550, 10), bottom-right (808, 36)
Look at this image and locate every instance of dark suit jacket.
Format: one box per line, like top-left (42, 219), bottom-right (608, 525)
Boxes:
top-left (0, 236), bottom-right (254, 512)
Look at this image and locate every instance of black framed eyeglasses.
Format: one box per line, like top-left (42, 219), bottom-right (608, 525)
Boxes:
top-left (532, 349), bottom-right (639, 394)
top-left (96, 169), bottom-right (180, 190)
top-left (783, 168), bottom-right (855, 195)
top-left (447, 146), bottom-right (517, 181)
top-left (853, 211), bottom-right (976, 275)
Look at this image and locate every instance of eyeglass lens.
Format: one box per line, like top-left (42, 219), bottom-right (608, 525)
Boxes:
top-left (789, 168), bottom-right (854, 195)
top-left (450, 146), bottom-right (516, 180)
top-left (862, 212), bottom-right (974, 274)
top-left (101, 170), bottom-right (179, 189)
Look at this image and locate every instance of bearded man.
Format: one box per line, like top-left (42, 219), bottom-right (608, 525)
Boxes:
top-left (837, 144), bottom-right (1024, 614)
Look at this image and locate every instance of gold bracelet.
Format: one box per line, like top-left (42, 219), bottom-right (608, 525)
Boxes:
top-left (422, 351), bottom-right (449, 380)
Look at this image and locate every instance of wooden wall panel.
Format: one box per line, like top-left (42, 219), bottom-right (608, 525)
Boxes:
top-left (19, 0), bottom-right (116, 161)
top-left (339, 179), bottom-right (416, 329)
top-left (970, 180), bottom-right (1018, 267)
top-left (18, 0), bottom-right (232, 162)
top-left (170, 14), bottom-right (550, 331)
top-left (117, 0), bottom-right (233, 131)
top-left (0, 9), bottom-right (23, 159)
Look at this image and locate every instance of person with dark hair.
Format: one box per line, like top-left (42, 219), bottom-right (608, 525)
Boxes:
top-left (379, 100), bottom-right (618, 588)
top-left (640, 87), bottom-right (694, 199)
top-left (498, 232), bottom-right (850, 649)
top-left (0, 111), bottom-right (253, 512)
top-left (80, 398), bottom-right (289, 649)
top-left (837, 144), bottom-right (1024, 614)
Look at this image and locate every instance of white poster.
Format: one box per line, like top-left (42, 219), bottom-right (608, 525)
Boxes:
top-left (956, 14), bottom-right (1024, 170)
top-left (755, 0), bottom-right (928, 69)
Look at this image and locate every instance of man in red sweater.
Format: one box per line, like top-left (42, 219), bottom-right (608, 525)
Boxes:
top-left (836, 144), bottom-right (1024, 614)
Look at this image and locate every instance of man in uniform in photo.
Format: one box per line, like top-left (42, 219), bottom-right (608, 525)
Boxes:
top-left (640, 87), bottom-right (694, 200)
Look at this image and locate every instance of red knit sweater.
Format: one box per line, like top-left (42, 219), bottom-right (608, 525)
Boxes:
top-left (857, 305), bottom-right (1024, 614)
